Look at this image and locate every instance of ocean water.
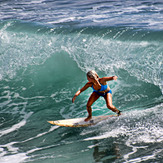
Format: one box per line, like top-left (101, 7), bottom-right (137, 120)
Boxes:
top-left (0, 0), bottom-right (163, 162)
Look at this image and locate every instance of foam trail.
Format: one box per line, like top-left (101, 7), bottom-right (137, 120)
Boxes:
top-left (21, 125), bottom-right (59, 143)
top-left (0, 142), bottom-right (27, 163)
top-left (0, 125), bottom-right (59, 163)
top-left (84, 105), bottom-right (163, 141)
top-left (124, 148), bottom-right (162, 163)
top-left (0, 112), bottom-right (33, 137)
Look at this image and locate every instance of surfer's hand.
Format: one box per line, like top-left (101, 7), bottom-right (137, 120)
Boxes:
top-left (72, 96), bottom-right (76, 103)
top-left (72, 90), bottom-right (81, 103)
top-left (113, 76), bottom-right (118, 80)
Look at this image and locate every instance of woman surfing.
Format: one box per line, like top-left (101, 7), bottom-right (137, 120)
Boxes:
top-left (72, 70), bottom-right (122, 122)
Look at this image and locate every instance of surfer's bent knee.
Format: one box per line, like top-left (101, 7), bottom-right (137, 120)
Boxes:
top-left (86, 104), bottom-right (92, 109)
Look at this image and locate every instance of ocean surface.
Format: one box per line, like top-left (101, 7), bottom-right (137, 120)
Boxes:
top-left (0, 0), bottom-right (163, 162)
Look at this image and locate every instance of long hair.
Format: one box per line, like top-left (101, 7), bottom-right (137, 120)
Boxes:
top-left (87, 70), bottom-right (99, 79)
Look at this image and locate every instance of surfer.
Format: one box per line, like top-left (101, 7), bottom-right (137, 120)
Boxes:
top-left (72, 70), bottom-right (121, 122)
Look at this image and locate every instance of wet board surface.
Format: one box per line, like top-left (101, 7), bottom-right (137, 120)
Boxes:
top-left (48, 115), bottom-right (118, 127)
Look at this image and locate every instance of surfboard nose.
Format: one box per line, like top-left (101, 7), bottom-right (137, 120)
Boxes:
top-left (47, 121), bottom-right (54, 125)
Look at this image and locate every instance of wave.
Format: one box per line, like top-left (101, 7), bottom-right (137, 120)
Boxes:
top-left (0, 20), bottom-right (162, 92)
top-left (0, 20), bottom-right (162, 163)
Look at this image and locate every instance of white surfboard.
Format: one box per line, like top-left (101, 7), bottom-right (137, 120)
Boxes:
top-left (48, 115), bottom-right (118, 127)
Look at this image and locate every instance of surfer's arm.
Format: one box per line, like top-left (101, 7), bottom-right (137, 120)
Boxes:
top-left (101, 76), bottom-right (118, 82)
top-left (72, 83), bottom-right (91, 103)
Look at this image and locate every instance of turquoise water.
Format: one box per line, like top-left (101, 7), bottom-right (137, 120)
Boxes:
top-left (0, 0), bottom-right (163, 162)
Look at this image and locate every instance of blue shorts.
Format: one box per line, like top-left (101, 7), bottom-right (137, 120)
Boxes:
top-left (94, 89), bottom-right (112, 97)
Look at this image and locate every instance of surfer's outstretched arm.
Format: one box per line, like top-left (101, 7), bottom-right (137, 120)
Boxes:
top-left (72, 90), bottom-right (81, 103)
top-left (72, 82), bottom-right (91, 103)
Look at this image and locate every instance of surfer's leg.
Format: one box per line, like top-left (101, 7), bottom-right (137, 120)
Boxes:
top-left (104, 93), bottom-right (121, 115)
top-left (85, 92), bottom-right (100, 121)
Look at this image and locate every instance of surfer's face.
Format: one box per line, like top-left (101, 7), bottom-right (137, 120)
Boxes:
top-left (87, 75), bottom-right (94, 82)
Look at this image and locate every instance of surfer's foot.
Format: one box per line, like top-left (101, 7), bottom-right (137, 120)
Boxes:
top-left (117, 110), bottom-right (122, 116)
top-left (84, 116), bottom-right (92, 122)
